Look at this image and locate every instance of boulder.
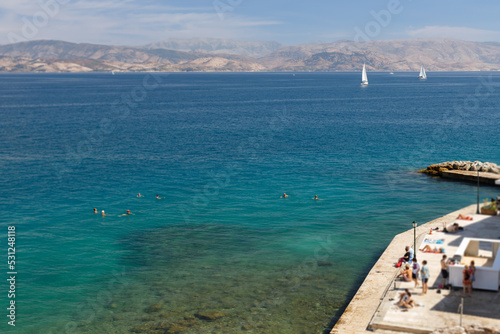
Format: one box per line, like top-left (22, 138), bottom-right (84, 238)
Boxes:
top-left (194, 311), bottom-right (227, 321)
top-left (145, 303), bottom-right (163, 313)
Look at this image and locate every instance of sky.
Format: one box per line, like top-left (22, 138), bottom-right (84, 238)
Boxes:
top-left (1, 0), bottom-right (500, 46)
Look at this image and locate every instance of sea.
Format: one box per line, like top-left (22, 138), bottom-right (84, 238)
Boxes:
top-left (0, 71), bottom-right (499, 334)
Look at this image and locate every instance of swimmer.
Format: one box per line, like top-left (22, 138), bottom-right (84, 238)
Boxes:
top-left (281, 193), bottom-right (289, 198)
top-left (156, 194), bottom-right (164, 199)
top-left (94, 208), bottom-right (97, 214)
top-left (313, 195), bottom-right (319, 200)
top-left (137, 193), bottom-right (143, 198)
top-left (101, 210), bottom-right (106, 216)
top-left (119, 209), bottom-right (134, 217)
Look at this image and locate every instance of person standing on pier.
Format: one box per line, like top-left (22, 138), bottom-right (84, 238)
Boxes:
top-left (463, 265), bottom-right (472, 297)
top-left (420, 260), bottom-right (430, 295)
top-left (469, 260), bottom-right (476, 289)
top-left (412, 258), bottom-right (420, 288)
top-left (440, 255), bottom-right (450, 288)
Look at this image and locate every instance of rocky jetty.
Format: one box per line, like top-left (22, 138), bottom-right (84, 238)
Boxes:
top-left (419, 161), bottom-right (500, 177)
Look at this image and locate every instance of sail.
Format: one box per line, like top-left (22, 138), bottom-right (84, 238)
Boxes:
top-left (418, 65), bottom-right (427, 79)
top-left (361, 64), bottom-right (368, 85)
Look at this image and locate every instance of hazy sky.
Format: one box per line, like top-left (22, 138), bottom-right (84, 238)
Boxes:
top-left (1, 0), bottom-right (500, 46)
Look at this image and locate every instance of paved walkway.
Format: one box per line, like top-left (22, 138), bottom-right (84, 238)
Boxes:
top-left (331, 204), bottom-right (500, 333)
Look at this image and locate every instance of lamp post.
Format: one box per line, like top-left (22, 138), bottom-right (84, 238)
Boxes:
top-left (412, 221), bottom-right (417, 252)
top-left (476, 163), bottom-right (482, 214)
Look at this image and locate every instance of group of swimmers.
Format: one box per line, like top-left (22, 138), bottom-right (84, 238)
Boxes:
top-left (138, 193), bottom-right (163, 199)
top-left (281, 193), bottom-right (320, 200)
top-left (96, 192), bottom-right (319, 216)
top-left (93, 193), bottom-right (164, 217)
top-left (94, 208), bottom-right (133, 217)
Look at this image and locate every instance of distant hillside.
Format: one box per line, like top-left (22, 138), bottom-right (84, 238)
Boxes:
top-left (143, 38), bottom-right (283, 58)
top-left (260, 39), bottom-right (500, 71)
top-left (0, 40), bottom-right (196, 63)
top-left (1, 38), bottom-right (500, 72)
top-left (0, 40), bottom-right (265, 72)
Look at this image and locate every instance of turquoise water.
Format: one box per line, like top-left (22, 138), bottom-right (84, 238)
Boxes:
top-left (0, 72), bottom-right (499, 333)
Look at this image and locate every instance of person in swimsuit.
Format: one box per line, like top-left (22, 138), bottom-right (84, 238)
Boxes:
top-left (469, 260), bottom-right (476, 289)
top-left (463, 264), bottom-right (472, 297)
top-left (397, 291), bottom-right (415, 309)
top-left (442, 223), bottom-right (461, 233)
top-left (396, 264), bottom-right (412, 282)
top-left (398, 288), bottom-right (410, 304)
top-left (420, 245), bottom-right (444, 253)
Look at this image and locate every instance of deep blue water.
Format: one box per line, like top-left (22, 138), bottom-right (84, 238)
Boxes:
top-left (0, 72), bottom-right (499, 333)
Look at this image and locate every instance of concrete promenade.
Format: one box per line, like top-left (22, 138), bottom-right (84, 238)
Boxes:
top-left (331, 204), bottom-right (500, 333)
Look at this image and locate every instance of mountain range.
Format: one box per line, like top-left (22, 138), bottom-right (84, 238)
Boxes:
top-left (1, 38), bottom-right (500, 72)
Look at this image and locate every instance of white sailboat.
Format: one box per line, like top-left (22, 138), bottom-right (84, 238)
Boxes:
top-left (361, 64), bottom-right (368, 86)
top-left (418, 65), bottom-right (427, 80)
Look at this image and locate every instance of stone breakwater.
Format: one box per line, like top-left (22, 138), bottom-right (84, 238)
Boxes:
top-left (419, 161), bottom-right (500, 177)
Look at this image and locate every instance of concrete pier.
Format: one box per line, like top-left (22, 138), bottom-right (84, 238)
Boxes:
top-left (331, 204), bottom-right (500, 333)
top-left (441, 170), bottom-right (500, 186)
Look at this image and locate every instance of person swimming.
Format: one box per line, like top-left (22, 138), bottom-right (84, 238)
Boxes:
top-left (137, 193), bottom-right (143, 198)
top-left (119, 209), bottom-right (134, 217)
top-left (313, 195), bottom-right (319, 200)
top-left (94, 208), bottom-right (97, 214)
top-left (281, 193), bottom-right (289, 198)
top-left (101, 210), bottom-right (106, 216)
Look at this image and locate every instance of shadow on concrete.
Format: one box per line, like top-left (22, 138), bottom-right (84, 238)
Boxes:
top-left (441, 215), bottom-right (500, 247)
top-left (430, 215), bottom-right (500, 319)
top-left (430, 287), bottom-right (500, 319)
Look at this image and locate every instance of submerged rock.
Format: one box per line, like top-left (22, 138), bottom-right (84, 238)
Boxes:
top-left (145, 303), bottom-right (163, 313)
top-left (167, 323), bottom-right (188, 333)
top-left (194, 311), bottom-right (227, 321)
top-left (130, 321), bottom-right (157, 333)
top-left (317, 260), bottom-right (333, 267)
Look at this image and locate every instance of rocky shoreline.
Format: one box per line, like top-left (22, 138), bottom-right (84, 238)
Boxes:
top-left (419, 161), bottom-right (500, 177)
